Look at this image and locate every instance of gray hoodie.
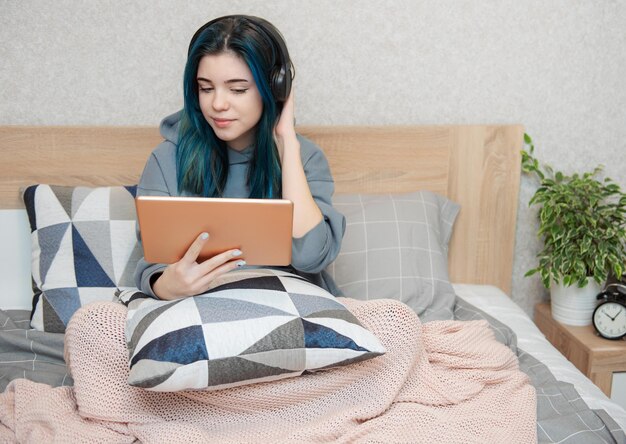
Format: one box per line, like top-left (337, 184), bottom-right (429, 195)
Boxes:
top-left (133, 111), bottom-right (346, 297)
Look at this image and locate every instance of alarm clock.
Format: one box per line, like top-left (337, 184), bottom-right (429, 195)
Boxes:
top-left (592, 283), bottom-right (626, 340)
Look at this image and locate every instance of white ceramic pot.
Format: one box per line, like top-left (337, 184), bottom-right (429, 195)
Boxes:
top-left (550, 278), bottom-right (602, 326)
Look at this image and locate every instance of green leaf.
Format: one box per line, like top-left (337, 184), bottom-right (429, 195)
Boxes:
top-left (524, 268), bottom-right (538, 277)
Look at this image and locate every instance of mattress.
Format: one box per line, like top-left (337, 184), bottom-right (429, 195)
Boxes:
top-left (454, 283), bottom-right (626, 432)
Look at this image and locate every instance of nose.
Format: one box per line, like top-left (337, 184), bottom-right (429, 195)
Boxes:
top-left (211, 89), bottom-right (229, 111)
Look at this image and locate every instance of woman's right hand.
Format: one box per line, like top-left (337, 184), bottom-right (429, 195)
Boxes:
top-left (152, 232), bottom-right (245, 300)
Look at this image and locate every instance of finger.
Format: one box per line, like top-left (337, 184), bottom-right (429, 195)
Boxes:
top-left (196, 258), bottom-right (246, 293)
top-left (181, 232), bottom-right (209, 264)
top-left (284, 90), bottom-right (295, 118)
top-left (287, 86), bottom-right (295, 114)
top-left (197, 248), bottom-right (244, 275)
top-left (288, 85), bottom-right (295, 104)
top-left (277, 89), bottom-right (295, 124)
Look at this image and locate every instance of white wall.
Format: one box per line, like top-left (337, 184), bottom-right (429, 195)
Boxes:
top-left (2, 0), bottom-right (625, 315)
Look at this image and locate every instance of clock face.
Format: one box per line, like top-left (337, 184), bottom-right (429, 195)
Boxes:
top-left (593, 301), bottom-right (626, 339)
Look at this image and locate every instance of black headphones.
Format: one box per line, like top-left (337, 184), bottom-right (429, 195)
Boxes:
top-left (187, 15), bottom-right (293, 103)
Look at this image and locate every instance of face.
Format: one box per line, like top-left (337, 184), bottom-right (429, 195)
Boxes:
top-left (197, 52), bottom-right (264, 151)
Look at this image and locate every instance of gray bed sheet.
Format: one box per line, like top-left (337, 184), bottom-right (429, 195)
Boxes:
top-left (0, 309), bottom-right (72, 389)
top-left (1, 300), bottom-right (624, 443)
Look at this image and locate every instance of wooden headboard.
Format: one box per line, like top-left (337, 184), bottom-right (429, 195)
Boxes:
top-left (0, 125), bottom-right (523, 293)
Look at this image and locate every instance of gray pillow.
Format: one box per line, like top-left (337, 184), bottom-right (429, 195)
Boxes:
top-left (326, 191), bottom-right (460, 322)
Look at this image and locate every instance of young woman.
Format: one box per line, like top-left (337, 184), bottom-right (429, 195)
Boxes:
top-left (133, 15), bottom-right (345, 300)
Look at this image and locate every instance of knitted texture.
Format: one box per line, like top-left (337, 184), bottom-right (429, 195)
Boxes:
top-left (0, 299), bottom-right (536, 443)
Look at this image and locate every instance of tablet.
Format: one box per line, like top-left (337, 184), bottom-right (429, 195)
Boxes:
top-left (135, 196), bottom-right (293, 265)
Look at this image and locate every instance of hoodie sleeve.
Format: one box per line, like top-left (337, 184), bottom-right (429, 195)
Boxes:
top-left (132, 142), bottom-right (177, 298)
top-left (290, 136), bottom-right (346, 274)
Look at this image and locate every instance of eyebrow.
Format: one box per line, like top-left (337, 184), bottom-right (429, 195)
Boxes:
top-left (196, 77), bottom-right (250, 84)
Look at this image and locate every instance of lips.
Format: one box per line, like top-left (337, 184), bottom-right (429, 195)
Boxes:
top-left (212, 118), bottom-right (234, 128)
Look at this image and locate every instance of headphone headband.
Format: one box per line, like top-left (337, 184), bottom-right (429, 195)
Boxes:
top-left (187, 15), bottom-right (293, 102)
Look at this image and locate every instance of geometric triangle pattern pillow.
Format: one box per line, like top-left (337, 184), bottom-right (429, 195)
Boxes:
top-left (118, 268), bottom-right (386, 392)
top-left (22, 184), bottom-right (141, 333)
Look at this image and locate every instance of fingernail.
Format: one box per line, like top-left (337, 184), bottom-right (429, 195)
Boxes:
top-left (200, 232), bottom-right (209, 240)
top-left (236, 260), bottom-right (246, 268)
top-left (232, 250), bottom-right (242, 257)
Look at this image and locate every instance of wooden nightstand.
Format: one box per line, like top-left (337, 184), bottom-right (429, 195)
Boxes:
top-left (534, 302), bottom-right (626, 397)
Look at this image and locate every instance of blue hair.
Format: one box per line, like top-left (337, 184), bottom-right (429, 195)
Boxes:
top-left (177, 17), bottom-right (283, 198)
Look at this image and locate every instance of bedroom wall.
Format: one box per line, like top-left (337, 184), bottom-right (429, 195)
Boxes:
top-left (2, 0), bottom-right (625, 316)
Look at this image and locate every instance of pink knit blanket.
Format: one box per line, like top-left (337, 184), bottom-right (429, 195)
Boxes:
top-left (0, 299), bottom-right (536, 443)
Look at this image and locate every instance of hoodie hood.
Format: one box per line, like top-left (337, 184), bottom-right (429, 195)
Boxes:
top-left (159, 110), bottom-right (183, 144)
top-left (159, 109), bottom-right (253, 165)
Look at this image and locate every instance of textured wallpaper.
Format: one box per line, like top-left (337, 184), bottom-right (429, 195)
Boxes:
top-left (2, 0), bottom-right (625, 315)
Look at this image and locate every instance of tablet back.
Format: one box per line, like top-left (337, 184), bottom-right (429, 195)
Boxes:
top-left (136, 196), bottom-right (293, 265)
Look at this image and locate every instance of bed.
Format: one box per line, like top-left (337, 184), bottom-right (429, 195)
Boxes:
top-left (0, 124), bottom-right (624, 442)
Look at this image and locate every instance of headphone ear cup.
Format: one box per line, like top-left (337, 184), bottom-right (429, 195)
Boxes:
top-left (271, 66), bottom-right (290, 103)
top-left (282, 65), bottom-right (292, 101)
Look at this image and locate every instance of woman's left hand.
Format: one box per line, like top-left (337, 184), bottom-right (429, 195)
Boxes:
top-left (274, 88), bottom-right (297, 161)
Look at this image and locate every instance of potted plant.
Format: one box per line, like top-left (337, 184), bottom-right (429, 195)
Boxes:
top-left (522, 133), bottom-right (626, 326)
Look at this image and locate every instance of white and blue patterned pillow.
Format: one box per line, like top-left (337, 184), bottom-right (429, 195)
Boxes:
top-left (118, 269), bottom-right (386, 392)
top-left (23, 184), bottom-right (142, 332)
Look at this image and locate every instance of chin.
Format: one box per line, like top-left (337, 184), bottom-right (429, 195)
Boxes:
top-left (210, 127), bottom-right (236, 142)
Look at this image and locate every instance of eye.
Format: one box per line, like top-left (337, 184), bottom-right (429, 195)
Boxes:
top-left (231, 89), bottom-right (248, 95)
top-left (199, 87), bottom-right (213, 93)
